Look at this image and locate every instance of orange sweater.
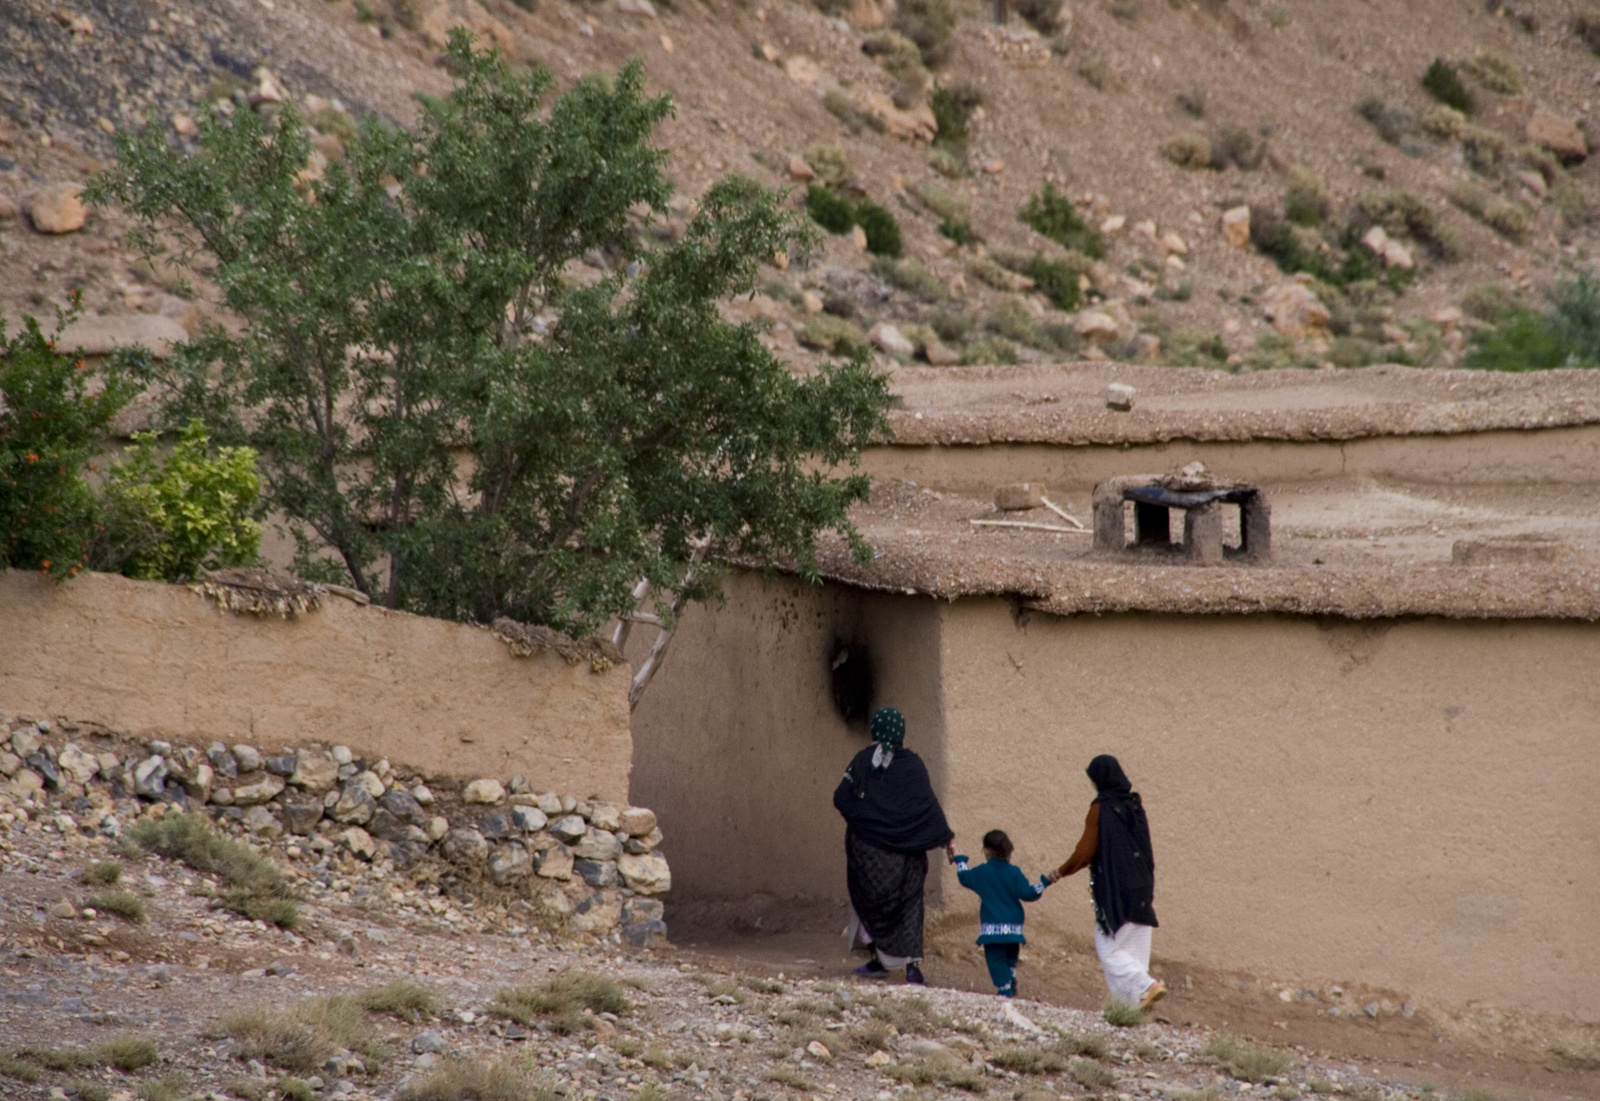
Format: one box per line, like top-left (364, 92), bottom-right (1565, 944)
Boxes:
top-left (1055, 802), bottom-right (1099, 879)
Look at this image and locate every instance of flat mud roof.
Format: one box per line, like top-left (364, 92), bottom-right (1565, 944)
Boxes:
top-left (883, 362), bottom-right (1600, 447)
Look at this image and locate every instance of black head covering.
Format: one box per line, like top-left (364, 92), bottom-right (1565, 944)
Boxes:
top-left (833, 710), bottom-right (953, 854)
top-left (1086, 755), bottom-right (1158, 935)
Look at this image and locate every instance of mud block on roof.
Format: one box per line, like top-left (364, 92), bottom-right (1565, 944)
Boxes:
top-left (1104, 382), bottom-right (1137, 411)
top-left (1451, 535), bottom-right (1582, 566)
top-left (994, 483), bottom-right (1046, 511)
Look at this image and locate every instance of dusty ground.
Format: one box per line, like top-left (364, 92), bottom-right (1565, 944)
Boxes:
top-left (3, 787), bottom-right (1598, 1101)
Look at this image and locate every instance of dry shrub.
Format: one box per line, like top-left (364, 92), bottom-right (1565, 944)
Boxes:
top-left (912, 181), bottom-right (966, 222)
top-left (89, 889), bottom-right (146, 924)
top-left (1575, 9), bottom-right (1600, 56)
top-left (862, 31), bottom-right (929, 106)
top-left (873, 257), bottom-right (948, 302)
top-left (491, 972), bottom-right (629, 1034)
top-left (84, 860), bottom-right (123, 886)
top-left (1356, 189), bottom-right (1460, 260)
top-left (1462, 126), bottom-right (1507, 174)
top-left (796, 316), bottom-right (866, 356)
top-left (885, 1052), bottom-right (986, 1091)
top-left (357, 980), bottom-right (438, 1023)
top-left (0, 1052), bottom-right (43, 1082)
top-left (13, 1045), bottom-right (97, 1071)
top-left (848, 1018), bottom-right (896, 1051)
top-left (1462, 281), bottom-right (1519, 321)
top-left (893, 0), bottom-right (956, 66)
top-left (1176, 86), bottom-right (1207, 118)
top-left (391, 0), bottom-right (434, 31)
top-left (128, 812), bottom-right (298, 928)
top-left (1552, 178), bottom-right (1589, 226)
top-left (401, 1058), bottom-right (545, 1101)
top-left (1284, 166), bottom-right (1330, 225)
top-left (99, 1035), bottom-right (159, 1071)
top-left (1462, 48), bottom-right (1522, 94)
top-left (1161, 132), bottom-right (1212, 169)
top-left (989, 1044), bottom-right (1069, 1074)
top-left (1483, 199), bottom-right (1530, 240)
top-left (1015, 0), bottom-right (1064, 33)
top-left (1071, 1055), bottom-right (1118, 1089)
top-left (209, 996), bottom-right (384, 1074)
top-left (137, 1073), bottom-right (191, 1101)
top-left (870, 995), bottom-right (943, 1035)
top-left (767, 1065), bottom-right (813, 1090)
top-left (1205, 1035), bottom-right (1292, 1082)
top-left (1077, 49), bottom-right (1110, 90)
top-left (1102, 1000), bottom-right (1144, 1026)
top-left (1211, 123), bottom-right (1268, 170)
top-left (1421, 103), bottom-right (1467, 139)
top-left (803, 143), bottom-right (851, 188)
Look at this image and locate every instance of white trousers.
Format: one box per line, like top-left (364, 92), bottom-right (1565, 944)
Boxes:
top-left (1094, 921), bottom-right (1156, 1005)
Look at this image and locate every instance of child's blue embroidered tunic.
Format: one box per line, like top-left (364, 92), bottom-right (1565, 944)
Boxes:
top-left (954, 855), bottom-right (1049, 943)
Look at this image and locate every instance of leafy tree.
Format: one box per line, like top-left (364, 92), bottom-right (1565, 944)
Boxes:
top-left (0, 313), bottom-right (131, 577)
top-left (91, 418), bottom-right (262, 581)
top-left (91, 32), bottom-right (892, 700)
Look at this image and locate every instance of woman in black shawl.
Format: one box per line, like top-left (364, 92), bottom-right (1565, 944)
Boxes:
top-left (833, 706), bottom-right (955, 985)
top-left (1051, 754), bottom-right (1165, 1009)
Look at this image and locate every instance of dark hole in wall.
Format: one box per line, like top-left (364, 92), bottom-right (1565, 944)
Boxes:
top-left (830, 641), bottom-right (874, 726)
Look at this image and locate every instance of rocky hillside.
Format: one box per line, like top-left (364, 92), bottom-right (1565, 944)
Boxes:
top-left (4, 0), bottom-right (1600, 373)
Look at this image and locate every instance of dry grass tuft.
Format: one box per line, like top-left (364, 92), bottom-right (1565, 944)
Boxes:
top-left (885, 1052), bottom-right (986, 1092)
top-left (989, 1044), bottom-right (1068, 1074)
top-left (84, 860), bottom-right (124, 886)
top-left (99, 1035), bottom-right (159, 1071)
top-left (1070, 1055), bottom-right (1118, 1089)
top-left (870, 995), bottom-right (942, 1035)
top-left (767, 1064), bottom-right (814, 1090)
top-left (138, 1073), bottom-right (191, 1101)
top-left (13, 1044), bottom-right (97, 1071)
top-left (128, 812), bottom-right (299, 929)
top-left (1205, 1035), bottom-right (1292, 1082)
top-left (399, 1057), bottom-right (548, 1101)
top-left (209, 996), bottom-right (384, 1074)
top-left (356, 980), bottom-right (438, 1023)
top-left (490, 972), bottom-right (629, 1034)
top-left (0, 1052), bottom-right (43, 1081)
top-left (90, 889), bottom-right (147, 924)
top-left (1102, 1000), bottom-right (1144, 1027)
top-left (848, 1018), bottom-right (897, 1051)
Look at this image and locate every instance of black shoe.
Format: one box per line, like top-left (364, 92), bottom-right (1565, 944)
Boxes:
top-left (905, 963), bottom-right (927, 986)
top-left (853, 958), bottom-right (888, 979)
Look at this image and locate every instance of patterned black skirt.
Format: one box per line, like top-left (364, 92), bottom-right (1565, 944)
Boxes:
top-left (845, 827), bottom-right (928, 961)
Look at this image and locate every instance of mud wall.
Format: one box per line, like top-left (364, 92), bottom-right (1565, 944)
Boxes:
top-left (0, 571), bottom-right (633, 800)
top-left (861, 423), bottom-right (1600, 496)
top-left (939, 603), bottom-right (1600, 1020)
top-left (628, 571), bottom-right (945, 906)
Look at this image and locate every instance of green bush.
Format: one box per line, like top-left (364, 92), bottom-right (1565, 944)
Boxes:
top-left (1284, 166), bottom-right (1329, 226)
top-left (0, 315), bottom-right (131, 577)
top-left (1161, 131), bottom-right (1213, 169)
top-left (939, 217), bottom-right (974, 245)
top-left (893, 0), bottom-right (956, 67)
top-left (90, 418), bottom-right (261, 582)
top-left (1467, 270), bottom-right (1600, 370)
top-left (959, 336), bottom-right (1016, 365)
top-left (1025, 254), bottom-right (1084, 310)
top-left (1019, 183), bottom-right (1105, 259)
top-left (1462, 126), bottom-right (1506, 174)
top-left (855, 201), bottom-right (903, 257)
top-left (1422, 59), bottom-right (1473, 114)
top-left (796, 316), bottom-right (866, 355)
top-left (872, 257), bottom-right (947, 301)
top-left (805, 185), bottom-right (857, 235)
top-left (1210, 123), bottom-right (1268, 170)
top-left (930, 83), bottom-right (982, 154)
top-left (128, 812), bottom-right (299, 928)
top-left (862, 31), bottom-right (929, 106)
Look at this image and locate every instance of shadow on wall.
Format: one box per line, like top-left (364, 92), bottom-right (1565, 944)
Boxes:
top-left (830, 640), bottom-right (875, 727)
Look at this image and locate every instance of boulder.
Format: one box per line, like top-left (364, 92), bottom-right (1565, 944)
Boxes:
top-left (924, 341), bottom-right (960, 365)
top-left (133, 756), bottom-right (169, 800)
top-left (1262, 282), bottom-right (1331, 336)
top-left (574, 827), bottom-right (623, 862)
top-left (242, 805), bottom-right (282, 836)
top-left (1159, 232), bottom-right (1188, 255)
top-left (328, 780), bottom-right (376, 824)
top-left (263, 753), bottom-right (297, 777)
top-left (618, 852), bottom-right (672, 895)
top-left (574, 858), bottom-right (621, 889)
top-left (1074, 312), bottom-right (1120, 343)
top-left (624, 918), bottom-right (669, 947)
top-left (463, 778), bottom-right (505, 805)
top-left (787, 155), bottom-right (816, 181)
top-left (26, 185), bottom-right (87, 233)
top-left (57, 743), bottom-right (99, 785)
top-left (1527, 109), bottom-right (1587, 160)
top-left (869, 323), bottom-right (916, 357)
top-left (341, 826), bottom-right (377, 860)
top-left (426, 816), bottom-right (450, 842)
top-left (535, 843), bottom-right (574, 880)
top-left (589, 803), bottom-right (621, 832)
top-left (231, 745), bottom-right (263, 773)
top-left (281, 797), bottom-right (325, 835)
top-left (511, 805), bottom-right (548, 832)
top-left (535, 792), bottom-right (564, 815)
top-left (625, 826), bottom-right (664, 854)
top-left (441, 828), bottom-right (489, 865)
top-left (208, 743), bottom-right (239, 779)
top-left (477, 813), bottom-right (514, 841)
top-left (377, 789), bottom-right (427, 826)
top-left (291, 748), bottom-right (340, 793)
top-left (572, 891), bottom-right (623, 934)
top-left (489, 843), bottom-right (533, 885)
top-left (410, 784), bottom-right (435, 806)
top-left (353, 770), bottom-right (385, 798)
top-left (853, 89), bottom-right (937, 144)
top-left (549, 814), bottom-right (587, 844)
top-left (784, 56), bottom-right (823, 87)
top-left (0, 751), bottom-right (20, 777)
top-left (182, 762), bottom-right (215, 803)
top-left (367, 808), bottom-right (416, 843)
top-left (618, 807), bottom-right (658, 837)
top-left (1104, 382), bottom-right (1137, 411)
top-left (994, 483), bottom-right (1045, 511)
top-left (1221, 205), bottom-right (1251, 248)
top-left (28, 753), bottom-right (63, 792)
top-left (9, 769), bottom-right (44, 796)
top-left (10, 727), bottom-right (41, 758)
top-left (233, 773), bottom-right (286, 806)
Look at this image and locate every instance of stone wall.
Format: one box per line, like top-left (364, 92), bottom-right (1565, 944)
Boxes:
top-left (0, 570), bottom-right (633, 802)
top-left (0, 719), bottom-right (670, 945)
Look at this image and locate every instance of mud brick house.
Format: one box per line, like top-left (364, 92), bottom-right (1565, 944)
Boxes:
top-left (631, 363), bottom-right (1600, 1019)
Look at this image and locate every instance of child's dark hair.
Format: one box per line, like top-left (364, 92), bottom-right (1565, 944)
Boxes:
top-left (982, 829), bottom-right (1013, 860)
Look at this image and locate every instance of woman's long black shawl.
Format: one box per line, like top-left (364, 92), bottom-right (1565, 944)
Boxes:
top-left (1088, 756), bottom-right (1158, 936)
top-left (834, 745), bottom-right (953, 959)
top-left (832, 746), bottom-right (953, 854)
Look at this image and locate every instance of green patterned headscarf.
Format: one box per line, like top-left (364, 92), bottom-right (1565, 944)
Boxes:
top-left (869, 707), bottom-right (905, 769)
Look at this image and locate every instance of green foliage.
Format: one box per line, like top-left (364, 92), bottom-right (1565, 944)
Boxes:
top-left (959, 336), bottom-right (1017, 365)
top-left (1467, 270), bottom-right (1600, 370)
top-left (805, 142), bottom-right (853, 186)
top-left (128, 812), bottom-right (299, 928)
top-left (796, 316), bottom-right (867, 356)
top-left (1284, 167), bottom-right (1329, 226)
top-left (872, 257), bottom-right (947, 301)
top-left (93, 32), bottom-right (889, 639)
top-left (310, 106), bottom-right (358, 144)
top-left (84, 860), bottom-right (123, 886)
top-left (1462, 49), bottom-right (1521, 94)
top-left (1162, 132), bottom-right (1213, 169)
top-left (357, 980), bottom-right (439, 1022)
top-left (1024, 253), bottom-right (1084, 310)
top-left (1422, 59), bottom-right (1473, 114)
top-left (1019, 183), bottom-right (1105, 259)
top-left (98, 1035), bottom-right (159, 1071)
top-left (862, 31), bottom-right (929, 106)
top-left (91, 418), bottom-right (261, 581)
top-left (0, 314), bottom-right (131, 577)
top-left (1462, 126), bottom-right (1507, 174)
top-left (893, 0), bottom-right (955, 67)
top-left (930, 82), bottom-right (982, 154)
top-left (939, 217), bottom-right (974, 245)
top-left (806, 185), bottom-right (857, 234)
top-left (855, 201), bottom-right (904, 257)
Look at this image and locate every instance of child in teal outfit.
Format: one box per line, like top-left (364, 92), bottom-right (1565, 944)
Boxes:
top-left (953, 829), bottom-right (1051, 997)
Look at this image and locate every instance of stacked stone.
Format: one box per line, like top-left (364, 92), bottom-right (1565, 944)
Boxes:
top-left (0, 718), bottom-right (670, 947)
